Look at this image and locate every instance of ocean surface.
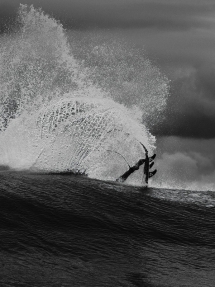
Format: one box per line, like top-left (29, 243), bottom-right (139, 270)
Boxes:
top-left (1, 169), bottom-right (215, 287)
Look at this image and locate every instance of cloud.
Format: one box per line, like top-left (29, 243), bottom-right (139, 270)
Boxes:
top-left (153, 151), bottom-right (215, 191)
top-left (151, 137), bottom-right (215, 190)
top-left (41, 1), bottom-right (215, 31)
top-left (0, 1), bottom-right (17, 33)
top-left (156, 136), bottom-right (215, 161)
top-left (121, 20), bottom-right (215, 139)
top-left (151, 64), bottom-right (215, 138)
top-left (1, 0), bottom-right (215, 32)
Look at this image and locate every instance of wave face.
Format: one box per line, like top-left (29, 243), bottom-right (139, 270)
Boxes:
top-left (1, 173), bottom-right (215, 287)
top-left (0, 5), bottom-right (169, 184)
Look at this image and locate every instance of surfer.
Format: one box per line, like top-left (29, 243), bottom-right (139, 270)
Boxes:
top-left (143, 150), bottom-right (157, 184)
top-left (116, 143), bottom-right (157, 184)
top-left (139, 142), bottom-right (157, 184)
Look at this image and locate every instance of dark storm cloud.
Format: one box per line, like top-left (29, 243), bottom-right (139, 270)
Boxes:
top-left (1, 0), bottom-right (215, 31)
top-left (124, 25), bottom-right (215, 140)
top-left (152, 65), bottom-right (215, 139)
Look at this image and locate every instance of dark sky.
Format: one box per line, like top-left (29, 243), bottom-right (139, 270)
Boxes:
top-left (1, 0), bottom-right (215, 30)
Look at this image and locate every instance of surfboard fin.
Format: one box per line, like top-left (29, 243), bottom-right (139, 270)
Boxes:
top-left (149, 169), bottom-right (157, 178)
top-left (149, 154), bottom-right (156, 162)
top-left (149, 162), bottom-right (154, 169)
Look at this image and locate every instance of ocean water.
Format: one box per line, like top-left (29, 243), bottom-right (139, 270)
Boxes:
top-left (1, 170), bottom-right (215, 287)
top-left (1, 5), bottom-right (214, 287)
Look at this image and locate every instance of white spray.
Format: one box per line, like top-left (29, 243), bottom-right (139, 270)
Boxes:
top-left (0, 5), bottom-right (169, 184)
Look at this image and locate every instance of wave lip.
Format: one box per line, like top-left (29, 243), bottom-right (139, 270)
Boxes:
top-left (0, 96), bottom-right (155, 185)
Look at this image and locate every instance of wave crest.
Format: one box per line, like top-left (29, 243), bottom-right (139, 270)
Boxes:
top-left (0, 5), bottom-right (169, 184)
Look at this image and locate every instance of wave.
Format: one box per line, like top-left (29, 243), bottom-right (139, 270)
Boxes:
top-left (0, 5), bottom-right (169, 184)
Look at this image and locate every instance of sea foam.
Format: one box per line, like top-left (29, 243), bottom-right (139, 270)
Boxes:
top-left (0, 5), bottom-right (169, 184)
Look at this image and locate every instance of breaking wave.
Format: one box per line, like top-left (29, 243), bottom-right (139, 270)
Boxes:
top-left (0, 5), bottom-right (169, 184)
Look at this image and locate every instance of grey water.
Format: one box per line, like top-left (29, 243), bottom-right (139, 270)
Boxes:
top-left (1, 170), bottom-right (215, 287)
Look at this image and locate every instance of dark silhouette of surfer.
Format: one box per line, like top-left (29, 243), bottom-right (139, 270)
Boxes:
top-left (143, 149), bottom-right (156, 184)
top-left (116, 142), bottom-right (157, 184)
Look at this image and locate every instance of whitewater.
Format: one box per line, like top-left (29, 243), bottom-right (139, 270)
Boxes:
top-left (0, 4), bottom-right (169, 185)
